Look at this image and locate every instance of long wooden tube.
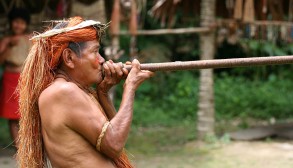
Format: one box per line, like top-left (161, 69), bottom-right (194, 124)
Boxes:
top-left (122, 55), bottom-right (293, 71)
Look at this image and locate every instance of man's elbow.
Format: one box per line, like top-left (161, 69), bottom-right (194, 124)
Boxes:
top-left (104, 143), bottom-right (123, 159)
top-left (102, 138), bottom-right (124, 159)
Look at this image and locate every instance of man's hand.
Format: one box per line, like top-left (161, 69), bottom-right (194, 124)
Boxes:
top-left (97, 60), bottom-right (128, 93)
top-left (97, 59), bottom-right (154, 158)
top-left (124, 59), bottom-right (154, 90)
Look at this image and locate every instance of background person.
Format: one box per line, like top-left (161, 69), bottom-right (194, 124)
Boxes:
top-left (0, 7), bottom-right (30, 148)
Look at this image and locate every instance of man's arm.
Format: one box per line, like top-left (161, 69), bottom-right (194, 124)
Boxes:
top-left (100, 60), bottom-right (154, 158)
top-left (39, 81), bottom-right (109, 147)
top-left (97, 60), bottom-right (128, 119)
top-left (64, 82), bottom-right (135, 159)
top-left (51, 60), bottom-right (153, 159)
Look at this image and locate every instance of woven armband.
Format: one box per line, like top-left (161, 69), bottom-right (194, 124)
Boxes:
top-left (96, 121), bottom-right (110, 152)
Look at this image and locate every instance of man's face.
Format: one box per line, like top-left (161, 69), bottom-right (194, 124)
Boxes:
top-left (11, 18), bottom-right (27, 35)
top-left (73, 40), bottom-right (105, 85)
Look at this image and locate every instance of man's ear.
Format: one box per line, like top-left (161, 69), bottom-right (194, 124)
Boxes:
top-left (61, 48), bottom-right (76, 69)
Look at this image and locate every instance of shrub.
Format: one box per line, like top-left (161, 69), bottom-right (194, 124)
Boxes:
top-left (115, 71), bottom-right (293, 127)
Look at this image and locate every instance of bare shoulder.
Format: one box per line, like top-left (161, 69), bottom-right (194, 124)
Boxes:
top-left (39, 79), bottom-right (86, 109)
top-left (39, 79), bottom-right (108, 147)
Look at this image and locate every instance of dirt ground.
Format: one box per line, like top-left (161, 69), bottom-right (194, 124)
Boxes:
top-left (134, 141), bottom-right (293, 168)
top-left (1, 141), bottom-right (293, 168)
top-left (0, 148), bottom-right (16, 168)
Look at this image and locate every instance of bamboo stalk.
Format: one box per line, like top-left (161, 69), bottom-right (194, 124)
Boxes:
top-left (123, 56), bottom-right (293, 71)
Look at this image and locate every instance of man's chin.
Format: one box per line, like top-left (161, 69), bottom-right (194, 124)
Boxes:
top-left (96, 74), bottom-right (103, 84)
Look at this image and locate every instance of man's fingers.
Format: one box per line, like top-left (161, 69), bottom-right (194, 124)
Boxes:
top-left (122, 68), bottom-right (129, 79)
top-left (103, 63), bottom-right (111, 77)
top-left (122, 68), bottom-right (129, 75)
top-left (117, 62), bottom-right (123, 68)
top-left (113, 62), bottom-right (123, 77)
top-left (131, 59), bottom-right (140, 70)
top-left (125, 61), bottom-right (132, 65)
top-left (142, 70), bottom-right (155, 78)
top-left (106, 61), bottom-right (116, 75)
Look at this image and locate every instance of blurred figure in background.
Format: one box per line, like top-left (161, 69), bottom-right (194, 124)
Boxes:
top-left (0, 8), bottom-right (31, 148)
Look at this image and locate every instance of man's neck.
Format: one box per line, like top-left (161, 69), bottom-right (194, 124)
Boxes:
top-left (56, 69), bottom-right (91, 91)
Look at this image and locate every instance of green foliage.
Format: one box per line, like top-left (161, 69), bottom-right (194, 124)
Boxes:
top-left (0, 118), bottom-right (11, 147)
top-left (115, 71), bottom-right (199, 126)
top-left (285, 43), bottom-right (293, 54)
top-left (114, 71), bottom-right (293, 128)
top-left (215, 74), bottom-right (293, 120)
top-left (113, 0), bottom-right (293, 137)
top-left (243, 39), bottom-right (289, 56)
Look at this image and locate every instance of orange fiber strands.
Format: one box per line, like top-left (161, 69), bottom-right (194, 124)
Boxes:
top-left (17, 16), bottom-right (132, 168)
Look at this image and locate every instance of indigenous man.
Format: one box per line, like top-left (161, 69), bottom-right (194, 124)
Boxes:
top-left (17, 16), bottom-right (153, 168)
top-left (0, 8), bottom-right (30, 148)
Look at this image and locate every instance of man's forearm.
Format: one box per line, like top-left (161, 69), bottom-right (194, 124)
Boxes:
top-left (105, 85), bottom-right (135, 152)
top-left (110, 85), bottom-right (135, 135)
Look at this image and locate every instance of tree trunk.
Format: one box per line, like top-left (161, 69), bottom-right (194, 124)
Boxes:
top-left (197, 0), bottom-right (216, 140)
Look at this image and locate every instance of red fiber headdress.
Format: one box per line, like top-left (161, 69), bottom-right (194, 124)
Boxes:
top-left (17, 16), bottom-right (132, 168)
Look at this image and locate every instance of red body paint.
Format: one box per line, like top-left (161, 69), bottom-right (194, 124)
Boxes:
top-left (94, 57), bottom-right (100, 65)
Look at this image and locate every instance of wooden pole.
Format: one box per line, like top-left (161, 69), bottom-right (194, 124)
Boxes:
top-left (113, 20), bottom-right (292, 37)
top-left (113, 27), bottom-right (211, 36)
top-left (123, 56), bottom-right (293, 71)
top-left (218, 19), bottom-right (293, 26)
top-left (112, 20), bottom-right (293, 37)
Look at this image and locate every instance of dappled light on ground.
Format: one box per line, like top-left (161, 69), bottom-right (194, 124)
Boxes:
top-left (133, 141), bottom-right (293, 168)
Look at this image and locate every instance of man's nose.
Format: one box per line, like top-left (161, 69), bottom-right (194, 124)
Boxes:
top-left (98, 55), bottom-right (105, 64)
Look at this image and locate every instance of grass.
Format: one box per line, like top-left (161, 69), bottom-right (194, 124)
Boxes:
top-left (0, 119), bottom-right (11, 148)
top-left (126, 120), bottom-right (197, 156)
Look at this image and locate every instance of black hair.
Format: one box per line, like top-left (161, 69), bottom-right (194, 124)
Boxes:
top-left (68, 42), bottom-right (86, 57)
top-left (8, 8), bottom-right (31, 25)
